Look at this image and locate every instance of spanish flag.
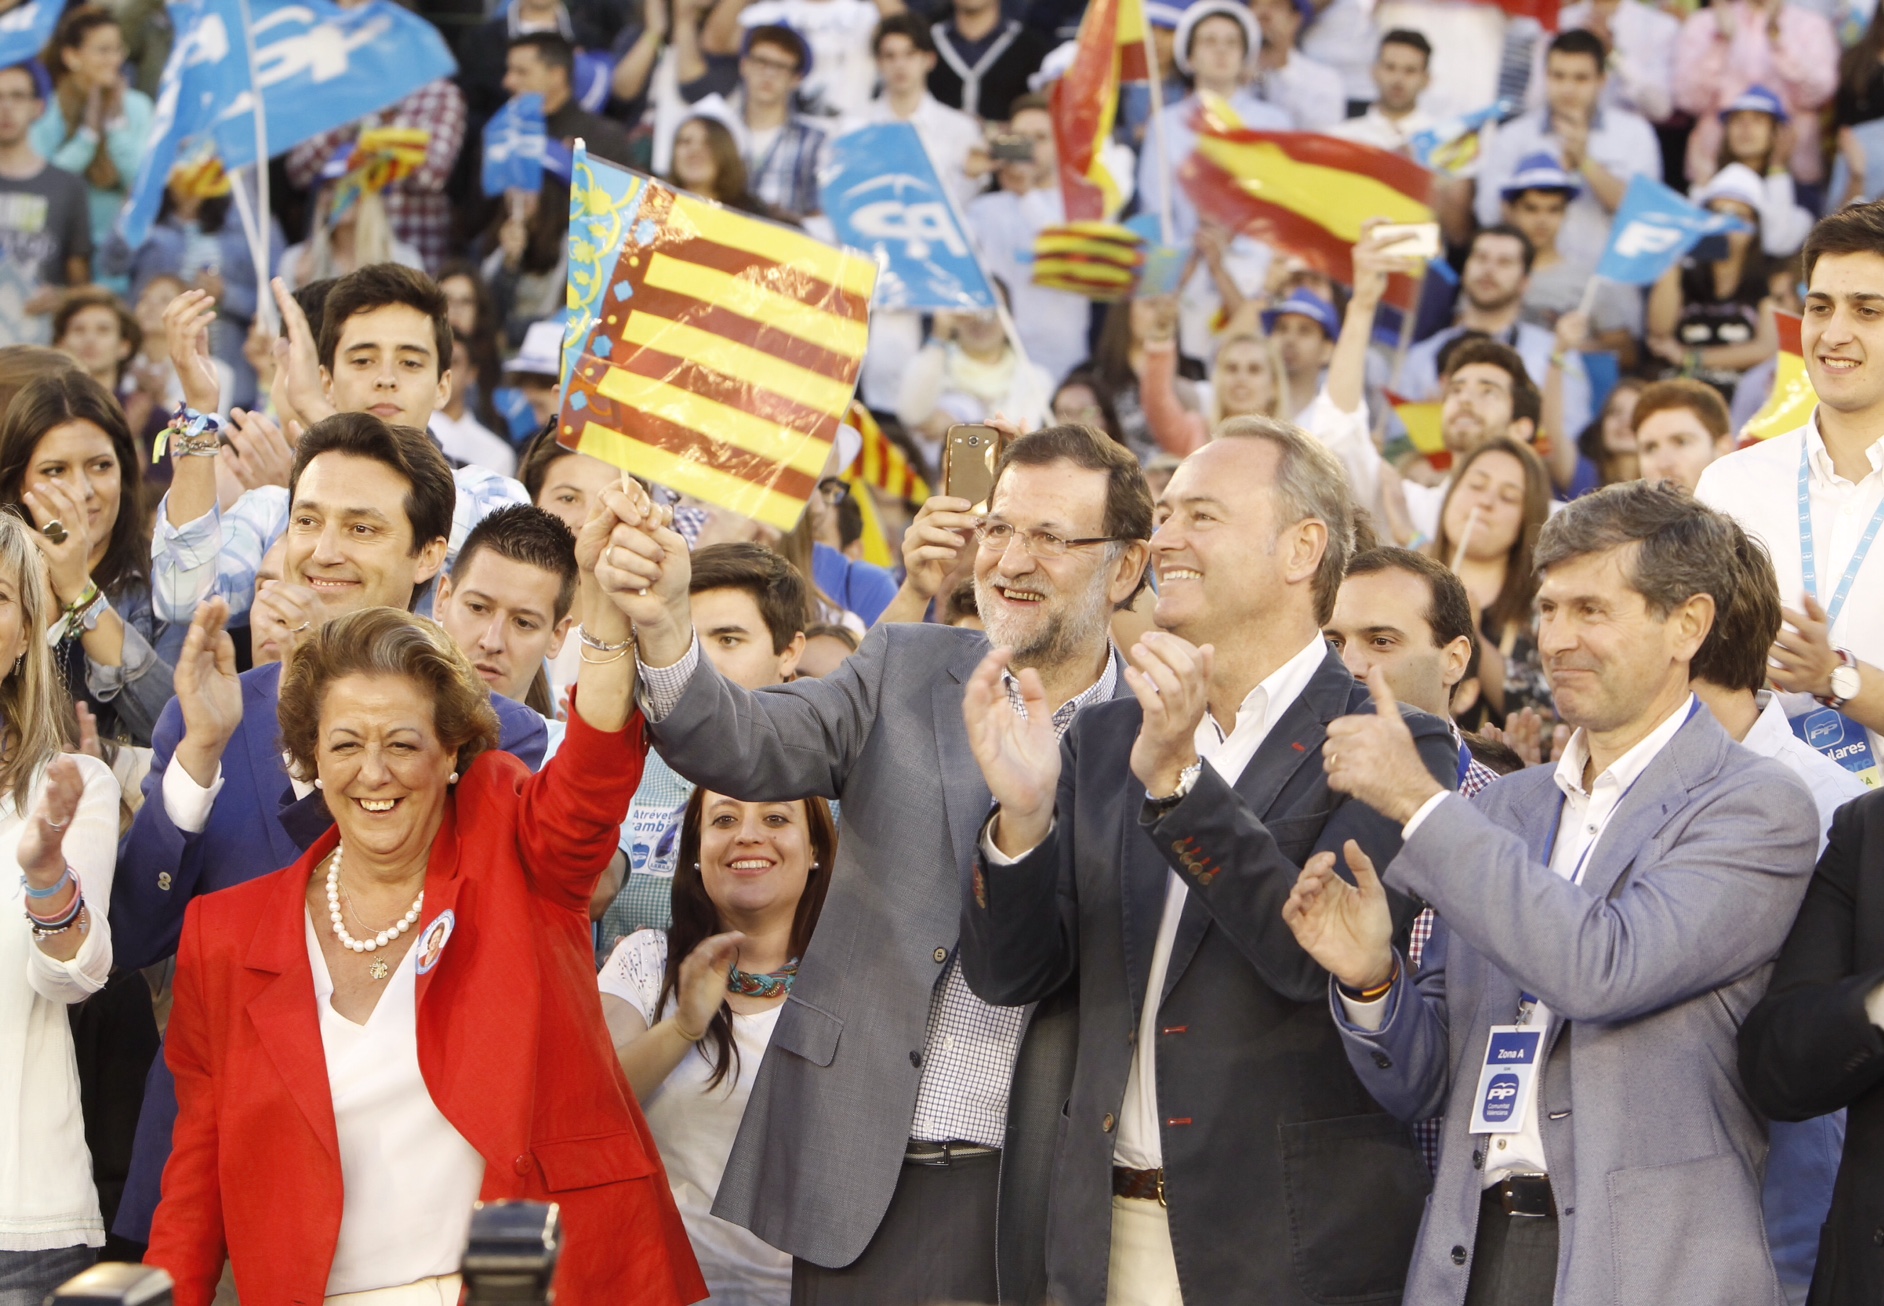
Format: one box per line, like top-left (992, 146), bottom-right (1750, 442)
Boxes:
top-left (1181, 104), bottom-right (1434, 311)
top-left (849, 402), bottom-right (929, 501)
top-left (559, 180), bottom-right (878, 532)
top-left (1052, 0), bottom-right (1148, 221)
top-left (1741, 311), bottom-right (1813, 444)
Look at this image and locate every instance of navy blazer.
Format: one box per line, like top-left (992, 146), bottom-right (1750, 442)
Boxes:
top-left (958, 647), bottom-right (1456, 1306)
top-left (111, 659), bottom-right (547, 1240)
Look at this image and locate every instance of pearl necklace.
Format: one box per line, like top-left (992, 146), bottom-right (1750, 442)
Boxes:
top-left (325, 841), bottom-right (423, 956)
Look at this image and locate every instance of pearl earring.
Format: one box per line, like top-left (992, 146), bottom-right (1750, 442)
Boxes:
top-left (692, 862), bottom-right (700, 872)
top-left (811, 861), bottom-right (820, 870)
top-left (314, 778), bottom-right (324, 790)
top-left (449, 771), bottom-right (459, 784)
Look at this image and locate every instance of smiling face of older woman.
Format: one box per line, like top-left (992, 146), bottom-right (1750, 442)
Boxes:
top-left (315, 673), bottom-right (460, 871)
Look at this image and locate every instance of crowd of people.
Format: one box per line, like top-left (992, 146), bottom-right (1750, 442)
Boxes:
top-left (5, 0), bottom-right (1884, 1303)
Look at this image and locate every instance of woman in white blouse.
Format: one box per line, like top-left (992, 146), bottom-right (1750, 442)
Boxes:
top-left (0, 512), bottom-right (121, 1303)
top-left (600, 789), bottom-right (836, 1306)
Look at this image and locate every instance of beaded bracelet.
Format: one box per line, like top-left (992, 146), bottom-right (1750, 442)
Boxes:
top-left (26, 890), bottom-right (85, 937)
top-left (20, 866), bottom-right (75, 900)
top-left (152, 405), bottom-right (223, 463)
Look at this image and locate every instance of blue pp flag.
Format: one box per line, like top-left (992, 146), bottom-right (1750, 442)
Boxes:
top-left (120, 0), bottom-right (455, 246)
top-left (0, 0), bottom-right (65, 71)
top-left (1594, 175), bottom-right (1754, 287)
top-left (1408, 99), bottom-right (1513, 175)
top-left (483, 93), bottom-right (546, 197)
top-left (820, 123), bottom-right (993, 313)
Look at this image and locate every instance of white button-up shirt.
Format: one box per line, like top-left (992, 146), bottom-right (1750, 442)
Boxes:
top-left (1473, 105), bottom-right (1663, 267)
top-left (1697, 416), bottom-right (1884, 765)
top-left (1113, 633), bottom-right (1329, 1169)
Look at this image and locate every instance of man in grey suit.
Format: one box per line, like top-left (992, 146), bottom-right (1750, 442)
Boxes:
top-left (603, 424), bottom-right (1153, 1304)
top-left (1283, 481), bottom-right (1821, 1305)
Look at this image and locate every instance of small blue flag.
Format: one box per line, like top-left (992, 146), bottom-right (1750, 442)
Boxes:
top-left (1594, 175), bottom-right (1754, 287)
top-left (482, 93), bottom-right (546, 197)
top-left (819, 122), bottom-right (994, 314)
top-left (0, 0), bottom-right (65, 71)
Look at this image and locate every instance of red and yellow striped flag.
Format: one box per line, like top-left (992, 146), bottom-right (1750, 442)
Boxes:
top-left (1032, 221), bottom-right (1146, 300)
top-left (1389, 392), bottom-right (1448, 469)
top-left (1181, 105), bottom-right (1434, 311)
top-left (1742, 311), bottom-right (1813, 444)
top-left (1051, 0), bottom-right (1148, 221)
top-left (559, 180), bottom-right (878, 531)
top-left (849, 402), bottom-right (930, 501)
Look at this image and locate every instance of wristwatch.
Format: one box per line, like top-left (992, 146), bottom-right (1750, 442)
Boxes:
top-left (1146, 760), bottom-right (1203, 813)
top-left (1819, 648), bottom-right (1862, 711)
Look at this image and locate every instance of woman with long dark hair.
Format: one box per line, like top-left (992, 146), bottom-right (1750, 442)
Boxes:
top-left (668, 116), bottom-right (777, 219)
top-left (599, 788), bottom-right (836, 1305)
top-left (0, 369), bottom-right (179, 745)
top-left (1427, 436), bottom-right (1554, 727)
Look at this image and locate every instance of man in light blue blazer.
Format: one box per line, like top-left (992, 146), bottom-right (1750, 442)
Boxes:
top-left (1282, 481), bottom-right (1820, 1306)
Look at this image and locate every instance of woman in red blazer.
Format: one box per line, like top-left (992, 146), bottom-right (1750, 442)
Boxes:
top-left (147, 490), bottom-right (706, 1306)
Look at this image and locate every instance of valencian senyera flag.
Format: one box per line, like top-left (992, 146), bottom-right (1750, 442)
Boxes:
top-left (1052, 0), bottom-right (1148, 222)
top-left (1742, 311), bottom-right (1813, 444)
top-left (1181, 99), bottom-right (1434, 312)
top-left (558, 162), bottom-right (879, 531)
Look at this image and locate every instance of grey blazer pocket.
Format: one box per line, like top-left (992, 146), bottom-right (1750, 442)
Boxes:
top-left (1266, 813), bottom-right (1330, 861)
top-left (1278, 1112), bottom-right (1427, 1303)
top-left (1607, 1153), bottom-right (1780, 1305)
top-left (771, 995), bottom-right (843, 1067)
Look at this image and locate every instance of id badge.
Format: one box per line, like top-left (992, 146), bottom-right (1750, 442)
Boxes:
top-left (1790, 707), bottom-right (1881, 788)
top-left (1468, 1025), bottom-right (1543, 1135)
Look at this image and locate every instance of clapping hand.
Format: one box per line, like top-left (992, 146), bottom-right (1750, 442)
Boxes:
top-left (172, 598), bottom-right (244, 787)
top-left (962, 648), bottom-right (1060, 856)
top-left (1480, 705), bottom-right (1567, 768)
top-left (1323, 666), bottom-right (1445, 825)
top-left (674, 931), bottom-right (747, 1038)
top-left (1770, 593), bottom-right (1840, 698)
top-left (221, 408), bottom-right (297, 493)
top-left (271, 278), bottom-right (335, 426)
top-left (164, 289), bottom-right (222, 416)
top-left (1124, 631), bottom-right (1209, 797)
top-left (18, 753), bottom-right (84, 889)
top-left (1281, 839), bottom-right (1397, 991)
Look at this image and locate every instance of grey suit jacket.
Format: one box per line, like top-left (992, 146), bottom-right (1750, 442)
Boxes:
top-left (1336, 705), bottom-right (1820, 1306)
top-left (646, 621), bottom-right (1124, 1289)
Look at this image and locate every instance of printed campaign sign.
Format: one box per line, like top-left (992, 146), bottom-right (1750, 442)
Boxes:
top-left (0, 0), bottom-right (66, 71)
top-left (1469, 1025), bottom-right (1543, 1135)
top-left (1594, 175), bottom-right (1753, 287)
top-left (1790, 706), bottom-right (1881, 788)
top-left (820, 122), bottom-right (995, 314)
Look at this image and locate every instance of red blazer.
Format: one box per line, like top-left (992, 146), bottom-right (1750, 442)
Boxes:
top-left (147, 708), bottom-right (707, 1306)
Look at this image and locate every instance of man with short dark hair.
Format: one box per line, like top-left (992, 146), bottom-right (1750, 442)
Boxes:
top-left (435, 502), bottom-right (579, 714)
top-left (960, 417), bottom-right (1454, 1302)
top-left (1286, 480), bottom-right (1819, 1304)
top-left (112, 412), bottom-right (553, 1246)
top-left (609, 424), bottom-right (1151, 1305)
top-left (1634, 377), bottom-right (1733, 492)
top-left (1475, 28), bottom-right (1662, 267)
top-left (1249, 0), bottom-right (1345, 130)
top-left (152, 264), bottom-right (530, 628)
top-left (1401, 224), bottom-right (1593, 481)
top-left (1698, 203), bottom-right (1884, 792)
top-left (684, 25), bottom-right (828, 219)
top-left (0, 61), bottom-right (90, 346)
top-left (1501, 153), bottom-right (1643, 364)
top-left (1331, 29), bottom-right (1436, 151)
top-left (503, 31), bottom-right (633, 161)
top-left (1395, 336), bottom-right (1547, 541)
top-left (857, 14), bottom-right (983, 210)
top-left (601, 541), bottom-right (810, 948)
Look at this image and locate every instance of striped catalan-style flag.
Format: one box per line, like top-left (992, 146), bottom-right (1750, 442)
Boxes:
top-left (1181, 102), bottom-right (1435, 312)
top-left (559, 178), bottom-right (879, 531)
top-left (1052, 0), bottom-right (1148, 221)
top-left (849, 402), bottom-right (930, 501)
top-left (1031, 220), bottom-right (1146, 300)
top-left (1742, 311), bottom-right (1813, 444)
top-left (1389, 392), bottom-right (1448, 469)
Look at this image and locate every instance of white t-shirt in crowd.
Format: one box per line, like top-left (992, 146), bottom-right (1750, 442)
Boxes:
top-left (430, 410), bottom-right (517, 477)
top-left (599, 930), bottom-right (789, 1305)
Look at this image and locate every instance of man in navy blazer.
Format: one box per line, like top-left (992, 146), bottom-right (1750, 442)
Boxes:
top-left (959, 420), bottom-right (1455, 1304)
top-left (112, 414), bottom-right (548, 1244)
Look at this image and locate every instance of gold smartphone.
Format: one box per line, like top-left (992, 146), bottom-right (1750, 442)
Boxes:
top-left (1372, 221), bottom-right (1443, 260)
top-left (942, 424), bottom-right (1004, 507)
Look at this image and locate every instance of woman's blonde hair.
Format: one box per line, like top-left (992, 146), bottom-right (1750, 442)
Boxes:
top-left (1209, 332), bottom-right (1289, 427)
top-left (0, 513), bottom-right (72, 811)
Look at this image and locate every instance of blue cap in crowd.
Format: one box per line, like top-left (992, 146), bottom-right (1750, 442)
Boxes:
top-left (1499, 151), bottom-right (1584, 201)
top-left (1720, 85), bottom-right (1787, 124)
top-left (1262, 289), bottom-right (1340, 340)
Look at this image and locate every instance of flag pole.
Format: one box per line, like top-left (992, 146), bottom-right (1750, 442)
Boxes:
top-left (1141, 0), bottom-right (1176, 247)
top-left (1373, 262), bottom-right (1427, 446)
top-left (236, 0), bottom-right (273, 334)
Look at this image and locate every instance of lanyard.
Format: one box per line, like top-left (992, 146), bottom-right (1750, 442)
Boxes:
top-left (1797, 435), bottom-right (1884, 630)
top-left (1515, 697), bottom-right (1699, 1021)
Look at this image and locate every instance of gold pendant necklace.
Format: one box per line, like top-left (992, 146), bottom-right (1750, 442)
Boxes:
top-left (369, 958), bottom-right (390, 981)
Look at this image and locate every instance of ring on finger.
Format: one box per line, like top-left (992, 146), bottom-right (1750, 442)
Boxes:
top-left (41, 520), bottom-right (65, 544)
